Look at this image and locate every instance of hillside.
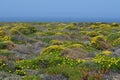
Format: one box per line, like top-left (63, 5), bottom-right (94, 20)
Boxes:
top-left (0, 22), bottom-right (120, 80)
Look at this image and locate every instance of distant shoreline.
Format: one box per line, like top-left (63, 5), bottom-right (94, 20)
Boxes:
top-left (0, 17), bottom-right (120, 23)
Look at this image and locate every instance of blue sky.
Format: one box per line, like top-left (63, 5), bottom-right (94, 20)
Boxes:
top-left (0, 0), bottom-right (120, 18)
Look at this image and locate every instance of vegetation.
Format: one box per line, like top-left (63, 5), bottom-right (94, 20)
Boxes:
top-left (0, 22), bottom-right (120, 80)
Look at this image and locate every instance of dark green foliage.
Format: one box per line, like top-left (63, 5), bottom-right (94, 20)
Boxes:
top-left (107, 32), bottom-right (120, 42)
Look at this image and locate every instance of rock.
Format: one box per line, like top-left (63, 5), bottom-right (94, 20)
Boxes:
top-left (82, 35), bottom-right (91, 41)
top-left (110, 47), bottom-right (120, 52)
top-left (103, 71), bottom-right (120, 80)
top-left (6, 50), bottom-right (36, 60)
top-left (25, 69), bottom-right (43, 76)
top-left (112, 74), bottom-right (120, 80)
top-left (12, 41), bottom-right (46, 54)
top-left (12, 31), bottom-right (32, 43)
top-left (10, 41), bottom-right (46, 59)
top-left (88, 52), bottom-right (96, 58)
top-left (5, 61), bottom-right (16, 72)
top-left (13, 51), bottom-right (36, 60)
top-left (114, 49), bottom-right (120, 57)
top-left (0, 71), bottom-right (22, 80)
top-left (12, 44), bottom-right (30, 54)
top-left (6, 42), bottom-right (15, 50)
top-left (40, 74), bottom-right (68, 80)
top-left (32, 41), bottom-right (45, 48)
top-left (31, 41), bottom-right (46, 54)
top-left (3, 76), bottom-right (22, 80)
top-left (25, 69), bottom-right (41, 76)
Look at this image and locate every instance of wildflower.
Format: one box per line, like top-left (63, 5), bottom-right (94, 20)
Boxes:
top-left (103, 50), bottom-right (112, 55)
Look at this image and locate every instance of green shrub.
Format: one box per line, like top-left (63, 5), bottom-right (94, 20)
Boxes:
top-left (0, 42), bottom-right (7, 49)
top-left (40, 38), bottom-right (52, 44)
top-left (107, 32), bottom-right (120, 42)
top-left (93, 53), bottom-right (120, 70)
top-left (0, 60), bottom-right (12, 72)
top-left (40, 45), bottom-right (66, 66)
top-left (112, 38), bottom-right (120, 47)
top-left (23, 76), bottom-right (41, 80)
top-left (10, 26), bottom-right (36, 35)
top-left (15, 58), bottom-right (41, 70)
top-left (97, 30), bottom-right (109, 36)
top-left (65, 25), bottom-right (78, 30)
top-left (41, 45), bottom-right (88, 66)
top-left (0, 49), bottom-right (13, 56)
top-left (79, 31), bottom-right (87, 35)
top-left (15, 45), bottom-right (65, 70)
top-left (44, 64), bottom-right (103, 80)
top-left (111, 22), bottom-right (119, 27)
top-left (0, 41), bottom-right (13, 49)
top-left (15, 69), bottom-right (26, 76)
top-left (36, 31), bottom-right (55, 36)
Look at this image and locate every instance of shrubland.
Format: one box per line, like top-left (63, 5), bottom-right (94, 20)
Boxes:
top-left (0, 22), bottom-right (120, 80)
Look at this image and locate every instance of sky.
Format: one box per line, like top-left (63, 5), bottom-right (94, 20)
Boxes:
top-left (0, 0), bottom-right (120, 18)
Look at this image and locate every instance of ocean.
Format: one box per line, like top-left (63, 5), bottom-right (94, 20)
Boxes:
top-left (0, 17), bottom-right (120, 23)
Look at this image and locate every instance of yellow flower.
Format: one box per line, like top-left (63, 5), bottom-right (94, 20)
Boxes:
top-left (3, 64), bottom-right (6, 66)
top-left (77, 59), bottom-right (81, 63)
top-left (103, 50), bottom-right (112, 55)
top-left (55, 32), bottom-right (63, 35)
top-left (68, 44), bottom-right (84, 48)
top-left (3, 36), bottom-right (11, 41)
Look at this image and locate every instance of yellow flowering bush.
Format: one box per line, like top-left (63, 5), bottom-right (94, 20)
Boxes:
top-left (102, 50), bottom-right (112, 55)
top-left (15, 58), bottom-right (41, 70)
top-left (89, 25), bottom-right (98, 29)
top-left (93, 53), bottom-right (120, 70)
top-left (99, 24), bottom-right (113, 31)
top-left (3, 36), bottom-right (11, 41)
top-left (10, 25), bottom-right (36, 35)
top-left (0, 22), bottom-right (120, 79)
top-left (111, 22), bottom-right (119, 27)
top-left (91, 35), bottom-right (111, 50)
top-left (41, 45), bottom-right (65, 55)
top-left (50, 39), bottom-right (63, 45)
top-left (0, 28), bottom-right (11, 41)
top-left (67, 43), bottom-right (84, 49)
top-left (0, 36), bottom-right (11, 41)
top-left (65, 25), bottom-right (78, 30)
top-left (0, 29), bottom-right (5, 36)
top-left (55, 32), bottom-right (63, 36)
top-left (86, 31), bottom-right (100, 37)
top-left (79, 31), bottom-right (87, 35)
